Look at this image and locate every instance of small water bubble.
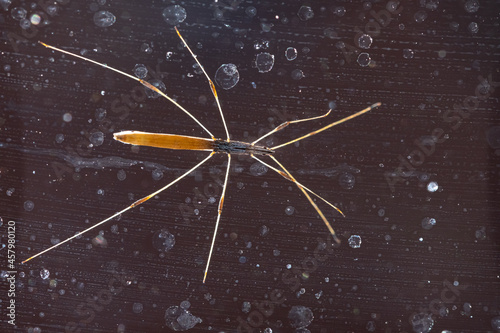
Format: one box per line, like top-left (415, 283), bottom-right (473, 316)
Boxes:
top-left (285, 47), bottom-right (297, 61)
top-left (403, 48), bottom-right (414, 59)
top-left (348, 235), bottom-right (362, 248)
top-left (164, 306), bottom-right (202, 331)
top-left (180, 300), bottom-right (191, 310)
top-left (93, 10), bottom-right (116, 27)
top-left (338, 172), bottom-right (356, 190)
top-left (475, 227), bottom-right (487, 240)
top-left (30, 13), bottom-right (41, 25)
top-left (239, 256), bottom-right (247, 263)
top-left (468, 22), bottom-right (479, 34)
top-left (11, 7), bottom-right (27, 20)
top-left (24, 200), bottom-right (34, 212)
top-left (421, 217), bottom-right (436, 230)
top-left (133, 64), bottom-right (148, 79)
top-left (162, 5), bottom-right (187, 25)
top-left (132, 302), bottom-right (143, 314)
top-left (95, 108), bottom-right (106, 121)
top-left (285, 206), bottom-right (295, 215)
top-left (291, 69), bottom-right (304, 80)
top-left (288, 305), bottom-right (313, 329)
top-left (40, 268), bottom-right (50, 280)
top-left (19, 18), bottom-right (30, 29)
top-left (357, 53), bottom-right (371, 67)
top-left (260, 225), bottom-right (269, 236)
top-left (152, 229), bottom-right (175, 252)
top-left (378, 209), bottom-right (385, 217)
top-left (414, 10), bottom-right (428, 23)
top-left (427, 181), bottom-right (438, 192)
top-left (97, 188), bottom-right (105, 196)
top-left (151, 169), bottom-right (163, 181)
top-left (63, 113), bottom-right (73, 123)
top-left (464, 0), bottom-right (480, 13)
top-left (116, 169), bottom-right (126, 181)
top-left (56, 134), bottom-right (64, 143)
top-left (357, 34), bottom-right (373, 49)
top-left (89, 131), bottom-right (104, 146)
top-left (255, 52), bottom-right (275, 73)
top-left (297, 6), bottom-right (314, 21)
top-left (332, 6), bottom-right (346, 16)
top-left (245, 6), bottom-right (257, 18)
top-left (249, 162), bottom-right (268, 176)
top-left (215, 63), bottom-right (240, 90)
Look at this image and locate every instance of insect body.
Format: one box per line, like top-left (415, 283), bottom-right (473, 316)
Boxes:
top-left (23, 27), bottom-right (381, 283)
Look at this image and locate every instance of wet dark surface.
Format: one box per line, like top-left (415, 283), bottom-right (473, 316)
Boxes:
top-left (0, 1), bottom-right (499, 332)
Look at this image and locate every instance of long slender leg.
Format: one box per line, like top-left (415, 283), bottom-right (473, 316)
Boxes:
top-left (174, 27), bottom-right (230, 141)
top-left (203, 154), bottom-right (231, 283)
top-left (272, 102), bottom-right (381, 150)
top-left (22, 153), bottom-right (214, 264)
top-left (258, 154), bottom-right (341, 244)
top-left (251, 155), bottom-right (345, 217)
top-left (39, 42), bottom-right (215, 139)
top-left (252, 109), bottom-right (331, 145)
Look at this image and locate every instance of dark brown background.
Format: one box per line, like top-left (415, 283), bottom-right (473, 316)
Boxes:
top-left (1, 1), bottom-right (499, 332)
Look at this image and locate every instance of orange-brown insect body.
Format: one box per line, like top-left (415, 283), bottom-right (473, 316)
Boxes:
top-left (114, 131), bottom-right (274, 155)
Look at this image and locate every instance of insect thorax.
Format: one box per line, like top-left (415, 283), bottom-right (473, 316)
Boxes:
top-left (213, 139), bottom-right (274, 155)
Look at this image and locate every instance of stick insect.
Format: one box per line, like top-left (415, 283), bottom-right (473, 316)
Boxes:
top-left (23, 27), bottom-right (381, 283)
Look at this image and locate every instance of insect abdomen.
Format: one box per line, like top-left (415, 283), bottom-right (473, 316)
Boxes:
top-left (113, 131), bottom-right (215, 151)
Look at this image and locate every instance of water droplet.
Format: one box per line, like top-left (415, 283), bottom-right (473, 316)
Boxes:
top-left (285, 206), bottom-right (295, 215)
top-left (24, 200), bottom-right (34, 212)
top-left (117, 169), bottom-right (126, 181)
top-left (421, 217), bottom-right (436, 230)
top-left (288, 305), bottom-right (313, 328)
top-left (19, 18), bottom-right (30, 29)
top-left (249, 162), bottom-right (268, 176)
top-left (180, 300), bottom-right (191, 310)
top-left (11, 7), bottom-right (27, 20)
top-left (414, 10), bottom-right (428, 23)
top-left (357, 53), bottom-right (371, 67)
top-left (464, 0), bottom-right (480, 13)
top-left (285, 47), bottom-right (297, 61)
top-left (164, 306), bottom-right (202, 331)
top-left (63, 113), bottom-right (72, 122)
top-left (348, 235), bottom-right (362, 248)
top-left (291, 69), bottom-right (304, 80)
top-left (245, 6), bottom-right (257, 18)
top-left (162, 5), bottom-right (187, 25)
top-left (297, 6), bottom-right (314, 21)
top-left (338, 172), bottom-right (355, 190)
top-left (89, 131), bottom-right (104, 146)
top-left (132, 302), bottom-right (143, 314)
top-left (152, 229), bottom-right (175, 252)
top-left (152, 169), bottom-right (164, 181)
top-left (215, 63), bottom-right (240, 90)
top-left (332, 6), bottom-right (346, 16)
top-left (40, 268), bottom-right (50, 280)
top-left (255, 52), bottom-right (275, 73)
top-left (427, 181), bottom-right (438, 192)
top-left (468, 22), bottom-right (479, 34)
top-left (93, 10), bottom-right (116, 28)
top-left (403, 48), bottom-right (414, 59)
top-left (133, 64), bottom-right (148, 79)
top-left (30, 13), bottom-right (41, 25)
top-left (357, 34), bottom-right (373, 49)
